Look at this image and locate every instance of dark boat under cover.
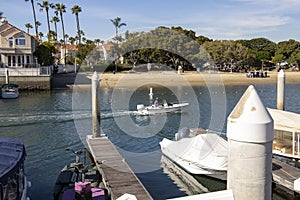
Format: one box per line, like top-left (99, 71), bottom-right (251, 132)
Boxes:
top-left (0, 138), bottom-right (26, 185)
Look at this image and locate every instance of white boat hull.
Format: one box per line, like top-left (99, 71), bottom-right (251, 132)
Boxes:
top-left (160, 133), bottom-right (227, 179)
top-left (1, 89), bottom-right (19, 98)
top-left (137, 102), bottom-right (189, 115)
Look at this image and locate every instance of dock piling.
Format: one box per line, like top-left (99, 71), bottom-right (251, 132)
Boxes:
top-left (227, 85), bottom-right (274, 200)
top-left (92, 71), bottom-right (100, 138)
top-left (277, 69), bottom-right (285, 110)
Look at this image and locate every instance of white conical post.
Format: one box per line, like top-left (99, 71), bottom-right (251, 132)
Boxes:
top-left (227, 85), bottom-right (274, 200)
top-left (277, 69), bottom-right (285, 110)
top-left (92, 71), bottom-right (100, 138)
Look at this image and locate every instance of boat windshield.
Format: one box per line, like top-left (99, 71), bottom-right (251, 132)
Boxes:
top-left (274, 130), bottom-right (300, 156)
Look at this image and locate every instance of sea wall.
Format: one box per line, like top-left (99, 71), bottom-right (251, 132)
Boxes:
top-left (0, 76), bottom-right (51, 90)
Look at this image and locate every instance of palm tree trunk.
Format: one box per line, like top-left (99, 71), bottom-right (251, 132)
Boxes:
top-left (76, 14), bottom-right (81, 44)
top-left (31, 0), bottom-right (38, 37)
top-left (46, 9), bottom-right (51, 38)
top-left (60, 13), bottom-right (66, 66)
top-left (54, 22), bottom-right (58, 41)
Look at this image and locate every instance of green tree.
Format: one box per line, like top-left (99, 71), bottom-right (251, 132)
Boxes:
top-left (47, 30), bottom-right (56, 42)
top-left (25, 23), bottom-right (33, 34)
top-left (202, 40), bottom-right (251, 71)
top-left (120, 27), bottom-right (204, 70)
top-left (71, 5), bottom-right (82, 44)
top-left (272, 39), bottom-right (300, 64)
top-left (38, 0), bottom-right (54, 40)
top-left (289, 49), bottom-right (300, 67)
top-left (238, 38), bottom-right (276, 62)
top-left (34, 41), bottom-right (57, 66)
top-left (76, 43), bottom-right (96, 65)
top-left (25, 0), bottom-right (38, 37)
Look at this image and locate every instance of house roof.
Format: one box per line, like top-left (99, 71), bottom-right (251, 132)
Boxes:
top-left (100, 43), bottom-right (113, 51)
top-left (57, 44), bottom-right (78, 51)
top-left (0, 20), bottom-right (38, 42)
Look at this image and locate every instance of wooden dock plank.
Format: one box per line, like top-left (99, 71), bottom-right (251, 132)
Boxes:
top-left (273, 158), bottom-right (300, 193)
top-left (87, 136), bottom-right (153, 200)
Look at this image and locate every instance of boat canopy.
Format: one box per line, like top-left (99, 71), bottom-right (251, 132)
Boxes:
top-left (268, 108), bottom-right (300, 133)
top-left (0, 138), bottom-right (26, 185)
top-left (161, 133), bottom-right (228, 171)
top-left (1, 83), bottom-right (18, 88)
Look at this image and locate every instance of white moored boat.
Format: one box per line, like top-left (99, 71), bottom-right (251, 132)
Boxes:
top-left (1, 83), bottom-right (19, 99)
top-left (268, 108), bottom-right (300, 161)
top-left (160, 128), bottom-right (228, 180)
top-left (136, 100), bottom-right (189, 115)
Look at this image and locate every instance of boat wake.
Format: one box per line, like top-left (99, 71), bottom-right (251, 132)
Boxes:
top-left (0, 110), bottom-right (138, 127)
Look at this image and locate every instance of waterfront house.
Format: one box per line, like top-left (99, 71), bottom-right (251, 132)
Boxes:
top-left (56, 44), bottom-right (78, 65)
top-left (0, 18), bottom-right (39, 68)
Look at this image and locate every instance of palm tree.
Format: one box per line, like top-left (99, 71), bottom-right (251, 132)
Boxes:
top-left (94, 39), bottom-right (101, 46)
top-left (55, 3), bottom-right (66, 43)
top-left (47, 30), bottom-right (56, 41)
top-left (25, 0), bottom-right (38, 37)
top-left (35, 21), bottom-right (41, 36)
top-left (68, 37), bottom-right (76, 45)
top-left (55, 3), bottom-right (66, 65)
top-left (38, 0), bottom-right (54, 40)
top-left (25, 23), bottom-right (33, 34)
top-left (64, 34), bottom-right (69, 43)
top-left (110, 17), bottom-right (126, 72)
top-left (50, 16), bottom-right (59, 41)
top-left (38, 32), bottom-right (44, 41)
top-left (110, 17), bottom-right (126, 38)
top-left (71, 5), bottom-right (82, 44)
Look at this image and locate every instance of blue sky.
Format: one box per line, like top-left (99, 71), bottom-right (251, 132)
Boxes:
top-left (1, 0), bottom-right (300, 43)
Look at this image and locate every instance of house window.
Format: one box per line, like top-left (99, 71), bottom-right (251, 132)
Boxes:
top-left (8, 37), bottom-right (13, 47)
top-left (18, 56), bottom-right (21, 66)
top-left (12, 56), bottom-right (16, 66)
top-left (8, 56), bottom-right (11, 66)
top-left (15, 34), bottom-right (26, 46)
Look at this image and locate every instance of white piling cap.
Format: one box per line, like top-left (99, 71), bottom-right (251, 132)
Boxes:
top-left (227, 85), bottom-right (274, 143)
top-left (92, 71), bottom-right (99, 81)
top-left (278, 69), bottom-right (285, 78)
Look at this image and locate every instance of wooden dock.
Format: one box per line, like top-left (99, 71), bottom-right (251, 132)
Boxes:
top-left (86, 135), bottom-right (153, 200)
top-left (273, 158), bottom-right (300, 194)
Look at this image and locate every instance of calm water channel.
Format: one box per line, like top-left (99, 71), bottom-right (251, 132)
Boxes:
top-left (0, 81), bottom-right (300, 200)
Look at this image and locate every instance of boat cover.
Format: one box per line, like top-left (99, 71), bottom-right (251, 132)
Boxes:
top-left (267, 108), bottom-right (300, 133)
top-left (0, 138), bottom-right (26, 185)
top-left (1, 83), bottom-right (18, 88)
top-left (160, 133), bottom-right (228, 172)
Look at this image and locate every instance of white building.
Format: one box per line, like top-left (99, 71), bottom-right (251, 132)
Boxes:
top-left (0, 18), bottom-right (39, 68)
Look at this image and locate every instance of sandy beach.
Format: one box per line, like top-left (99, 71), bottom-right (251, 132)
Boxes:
top-left (95, 71), bottom-right (300, 88)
